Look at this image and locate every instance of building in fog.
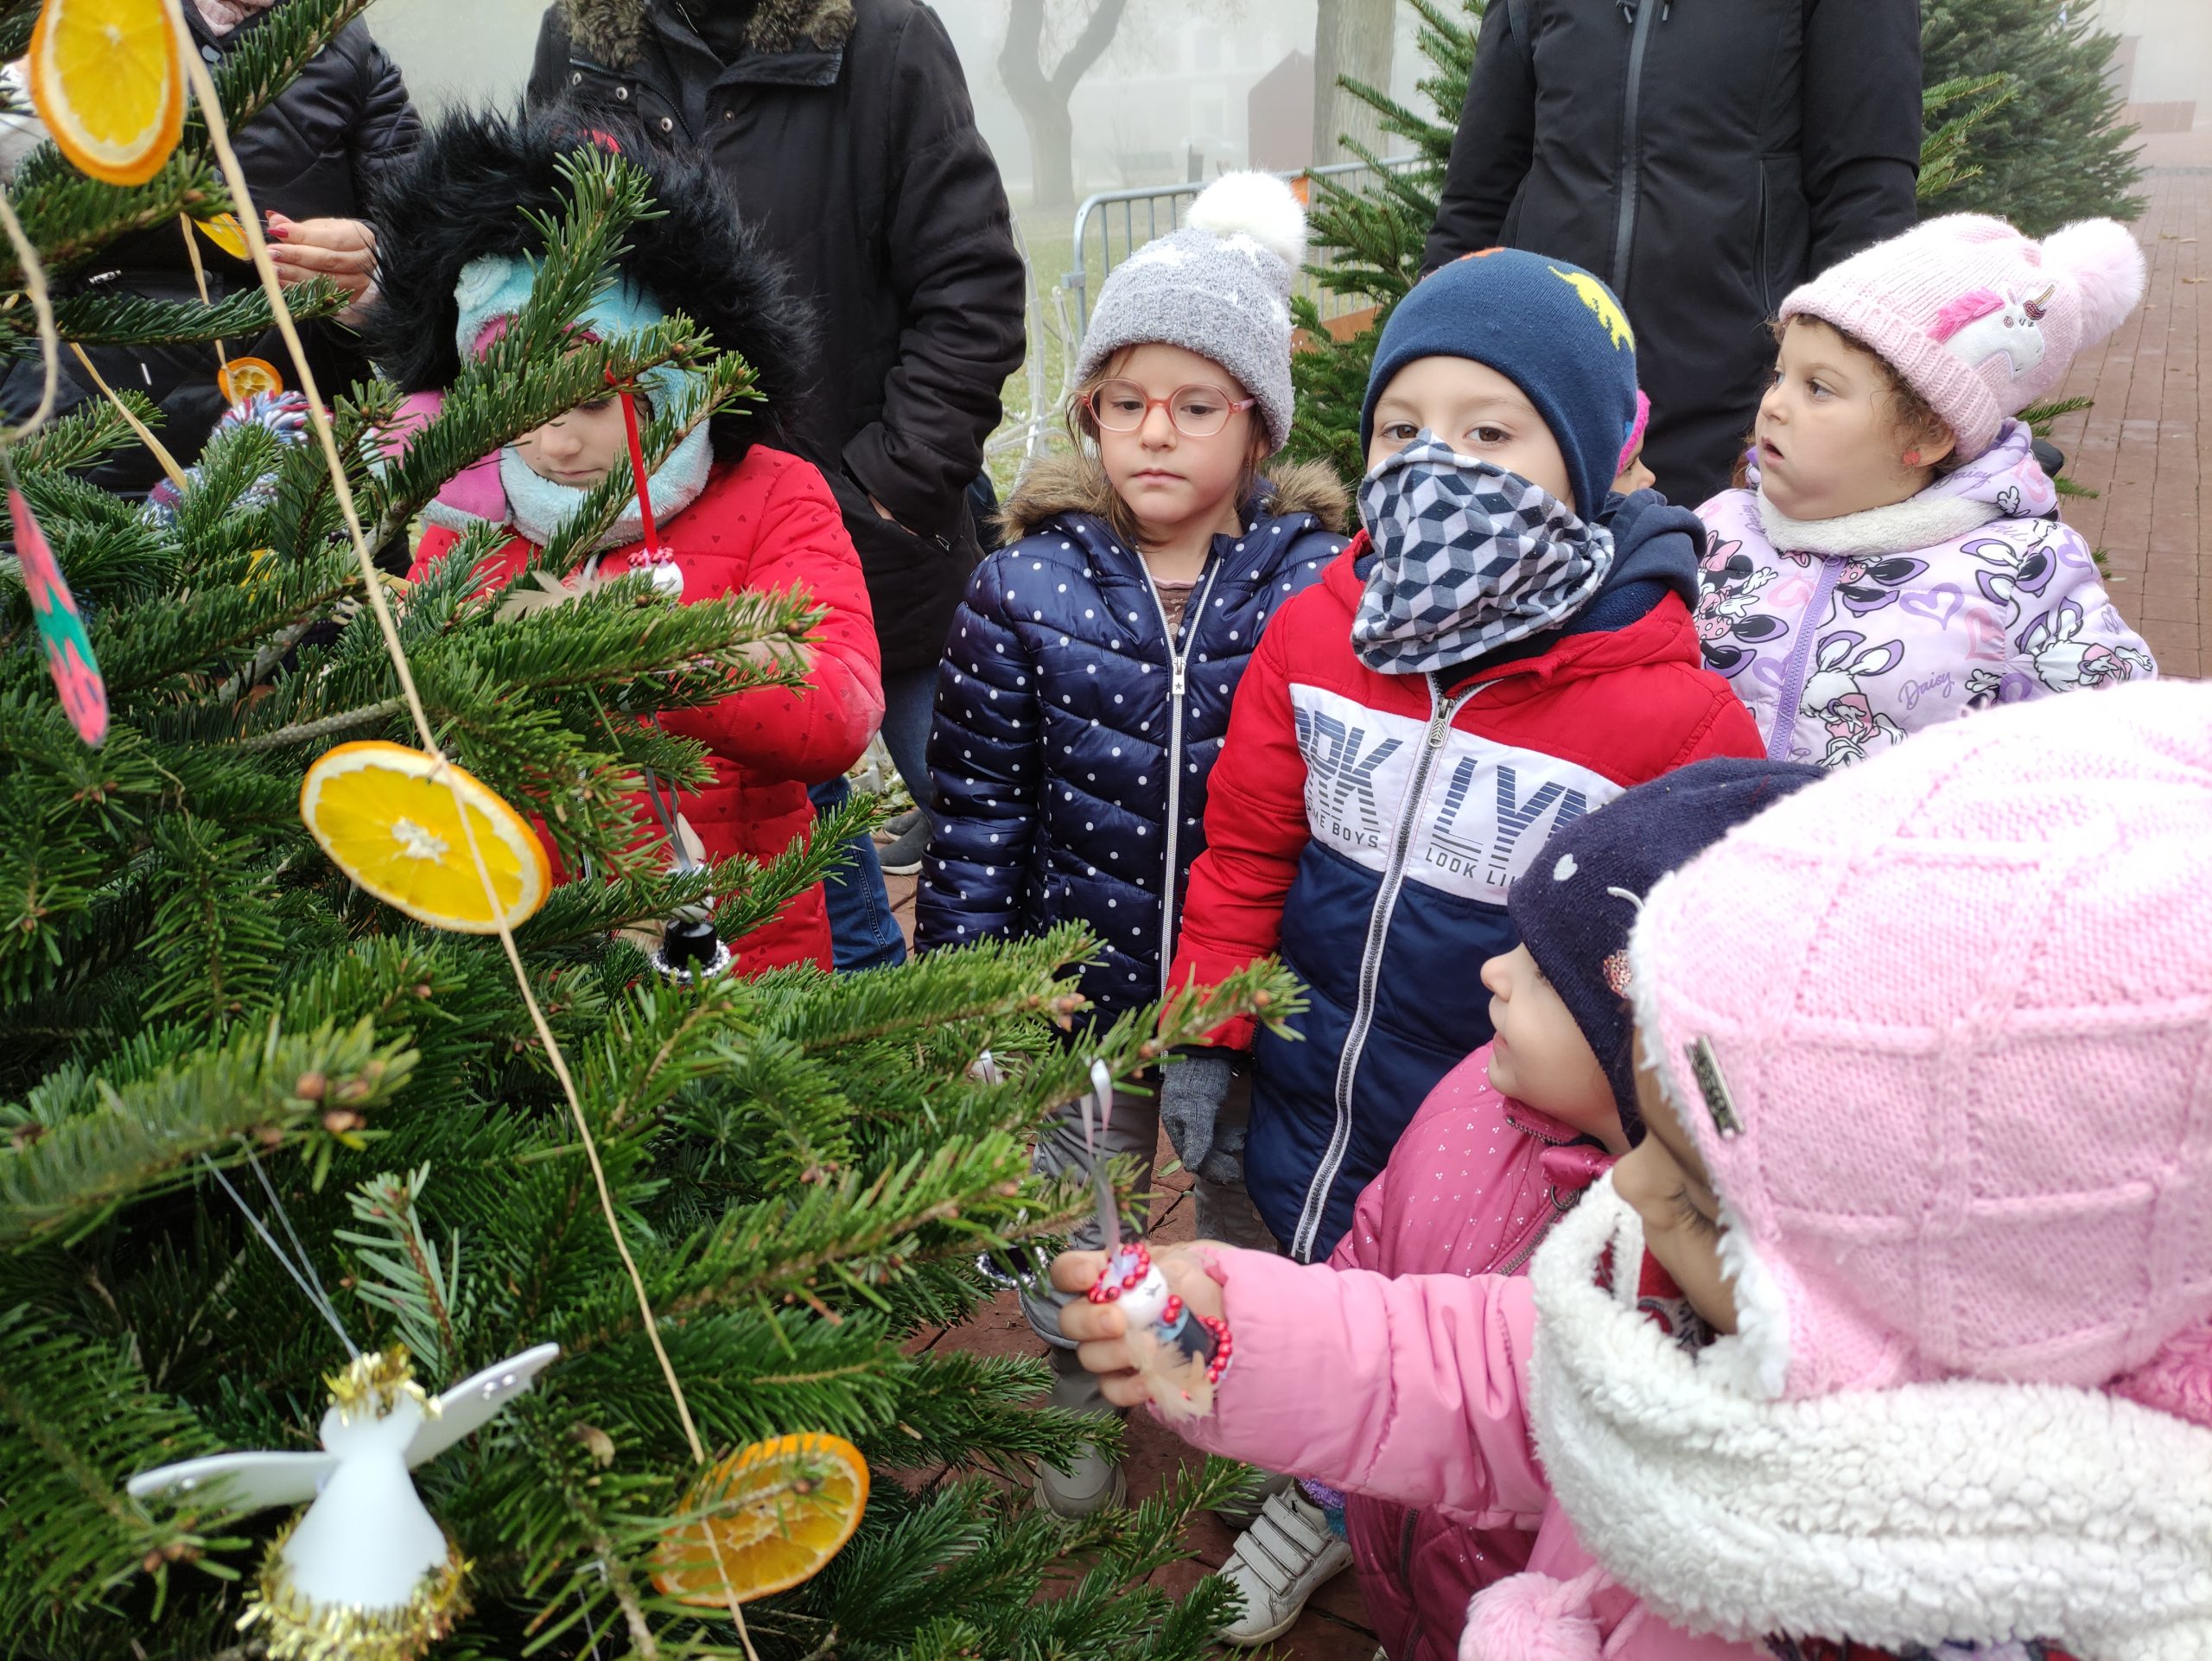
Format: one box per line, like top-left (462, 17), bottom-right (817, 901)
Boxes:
top-left (2086, 0), bottom-right (2210, 130)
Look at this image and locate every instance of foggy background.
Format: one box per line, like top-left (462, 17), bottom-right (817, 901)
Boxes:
top-left (367, 0), bottom-right (1432, 212)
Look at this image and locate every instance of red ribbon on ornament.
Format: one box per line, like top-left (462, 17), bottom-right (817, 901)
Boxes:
top-left (609, 372), bottom-right (661, 556)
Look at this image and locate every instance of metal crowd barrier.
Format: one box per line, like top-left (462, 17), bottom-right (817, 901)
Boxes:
top-left (1064, 156), bottom-right (1423, 334)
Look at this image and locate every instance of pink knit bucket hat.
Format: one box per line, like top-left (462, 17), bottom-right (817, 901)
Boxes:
top-left (1779, 213), bottom-right (2147, 460)
top-left (1627, 681), bottom-right (2212, 1407)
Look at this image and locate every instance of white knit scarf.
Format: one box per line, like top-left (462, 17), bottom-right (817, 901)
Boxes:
top-left (1512, 1180), bottom-right (2212, 1661)
top-left (1754, 485), bottom-right (2001, 561)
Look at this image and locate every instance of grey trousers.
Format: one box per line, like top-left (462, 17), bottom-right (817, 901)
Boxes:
top-left (1020, 1072), bottom-right (1278, 1350)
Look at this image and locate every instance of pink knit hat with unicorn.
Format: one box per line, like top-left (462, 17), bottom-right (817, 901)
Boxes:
top-left (1780, 213), bottom-right (2146, 461)
top-left (1627, 680), bottom-right (2212, 1410)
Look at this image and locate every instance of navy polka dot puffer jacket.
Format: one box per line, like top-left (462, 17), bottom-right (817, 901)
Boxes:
top-left (915, 455), bottom-right (1350, 1017)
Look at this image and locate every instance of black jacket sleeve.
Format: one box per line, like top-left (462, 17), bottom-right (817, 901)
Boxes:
top-left (347, 34), bottom-right (423, 202)
top-left (839, 7), bottom-right (1026, 531)
top-left (1421, 0), bottom-right (1539, 274)
top-left (1802, 0), bottom-right (1923, 275)
top-left (525, 9), bottom-right (574, 106)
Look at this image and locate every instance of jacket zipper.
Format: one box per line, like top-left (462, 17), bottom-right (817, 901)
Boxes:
top-left (1137, 556), bottom-right (1225, 997)
top-left (1764, 556), bottom-right (1841, 763)
top-left (1492, 1114), bottom-right (1580, 1276)
top-left (1397, 1505), bottom-right (1426, 1654)
top-left (1754, 159), bottom-right (1774, 317)
top-left (1606, 0), bottom-right (1662, 296)
top-left (1290, 673), bottom-right (1492, 1263)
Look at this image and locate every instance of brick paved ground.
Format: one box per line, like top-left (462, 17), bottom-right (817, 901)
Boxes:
top-left (2044, 128), bottom-right (2211, 677)
top-left (880, 137), bottom-right (2210, 1658)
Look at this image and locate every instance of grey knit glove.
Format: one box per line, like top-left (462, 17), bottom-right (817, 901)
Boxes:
top-left (1159, 1047), bottom-right (1241, 1187)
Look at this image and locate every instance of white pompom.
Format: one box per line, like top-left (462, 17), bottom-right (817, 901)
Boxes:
top-left (1186, 171), bottom-right (1307, 274)
top-left (2043, 217), bottom-right (2147, 347)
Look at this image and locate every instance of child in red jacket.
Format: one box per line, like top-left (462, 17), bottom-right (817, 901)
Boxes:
top-left (1163, 247), bottom-right (1762, 1274)
top-left (373, 112), bottom-right (881, 974)
top-left (1158, 248), bottom-right (1761, 1639)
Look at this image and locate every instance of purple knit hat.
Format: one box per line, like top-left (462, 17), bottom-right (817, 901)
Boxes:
top-left (1779, 213), bottom-right (2145, 461)
top-left (1507, 757), bottom-right (1822, 1141)
top-left (1628, 680), bottom-right (2212, 1410)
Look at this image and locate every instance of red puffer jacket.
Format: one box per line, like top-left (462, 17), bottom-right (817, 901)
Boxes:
top-left (410, 446), bottom-right (884, 972)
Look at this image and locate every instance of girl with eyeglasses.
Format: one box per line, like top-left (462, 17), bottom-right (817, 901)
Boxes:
top-left (913, 173), bottom-right (1350, 1520)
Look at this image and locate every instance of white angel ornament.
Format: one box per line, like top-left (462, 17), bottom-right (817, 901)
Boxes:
top-left (127, 1342), bottom-right (559, 1661)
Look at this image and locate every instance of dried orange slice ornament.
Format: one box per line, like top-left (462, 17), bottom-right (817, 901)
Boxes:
top-left (29, 0), bottom-right (186, 188)
top-left (216, 355), bottom-right (283, 406)
top-left (299, 741), bottom-right (550, 934)
top-left (652, 1433), bottom-right (869, 1607)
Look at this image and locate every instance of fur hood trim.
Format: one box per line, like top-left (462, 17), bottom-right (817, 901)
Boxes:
top-left (996, 453), bottom-right (1350, 544)
top-left (361, 107), bottom-right (816, 457)
top-left (562, 0), bottom-right (855, 67)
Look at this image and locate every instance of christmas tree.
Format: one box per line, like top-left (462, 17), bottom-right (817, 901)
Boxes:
top-left (1286, 0), bottom-right (2132, 481)
top-left (0, 2), bottom-right (1294, 1656)
top-left (1918, 0), bottom-right (2145, 237)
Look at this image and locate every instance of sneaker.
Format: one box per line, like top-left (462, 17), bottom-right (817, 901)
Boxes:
top-left (1210, 1467), bottom-right (1294, 1530)
top-left (1034, 1351), bottom-right (1126, 1517)
top-left (875, 811), bottom-right (928, 877)
top-left (1033, 1435), bottom-right (1128, 1517)
top-left (872, 805), bottom-right (922, 845)
top-left (1212, 1488), bottom-right (1352, 1645)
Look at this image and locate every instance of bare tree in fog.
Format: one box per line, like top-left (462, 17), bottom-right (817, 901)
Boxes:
top-left (1000, 0), bottom-right (1133, 208)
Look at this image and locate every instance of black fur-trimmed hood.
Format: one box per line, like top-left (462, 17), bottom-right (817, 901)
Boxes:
top-left (560, 0), bottom-right (855, 67)
top-left (361, 105), bottom-right (817, 456)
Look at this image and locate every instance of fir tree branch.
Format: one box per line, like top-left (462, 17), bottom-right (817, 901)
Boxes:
top-left (230, 696), bottom-right (407, 752)
top-left (0, 1020), bottom-right (414, 1247)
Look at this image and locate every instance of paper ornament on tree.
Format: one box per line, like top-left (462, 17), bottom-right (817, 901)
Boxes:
top-left (194, 212), bottom-right (249, 259)
top-left (11, 487), bottom-right (107, 745)
top-left (128, 1343), bottom-right (559, 1661)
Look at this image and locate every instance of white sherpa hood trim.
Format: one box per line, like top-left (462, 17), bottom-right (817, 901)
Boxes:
top-left (1754, 485), bottom-right (2002, 559)
top-left (1525, 1181), bottom-right (2212, 1660)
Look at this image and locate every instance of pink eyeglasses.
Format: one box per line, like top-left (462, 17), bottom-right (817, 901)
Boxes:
top-left (1087, 379), bottom-right (1257, 439)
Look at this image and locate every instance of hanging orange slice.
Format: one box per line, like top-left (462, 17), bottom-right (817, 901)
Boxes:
top-left (299, 741), bottom-right (550, 934)
top-left (29, 0), bottom-right (186, 188)
top-left (216, 355), bottom-right (283, 406)
top-left (194, 213), bottom-right (249, 259)
top-left (652, 1433), bottom-right (870, 1607)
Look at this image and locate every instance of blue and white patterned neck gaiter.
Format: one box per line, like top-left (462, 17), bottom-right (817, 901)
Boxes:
top-left (1351, 434), bottom-right (1614, 675)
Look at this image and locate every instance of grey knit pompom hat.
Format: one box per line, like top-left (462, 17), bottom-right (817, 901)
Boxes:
top-left (1073, 171), bottom-right (1306, 453)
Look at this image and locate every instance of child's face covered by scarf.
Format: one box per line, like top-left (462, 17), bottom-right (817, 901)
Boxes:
top-left (1609, 1028), bottom-right (1738, 1334)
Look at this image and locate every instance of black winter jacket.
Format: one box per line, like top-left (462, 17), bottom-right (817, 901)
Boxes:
top-left (0, 10), bottom-right (419, 495)
top-left (1423, 0), bottom-right (1921, 504)
top-left (915, 458), bottom-right (1349, 1020)
top-left (529, 0), bottom-right (1027, 675)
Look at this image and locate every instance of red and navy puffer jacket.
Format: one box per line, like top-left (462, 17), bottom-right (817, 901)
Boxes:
top-left (914, 456), bottom-right (1349, 1016)
top-left (1168, 490), bottom-right (1763, 1261)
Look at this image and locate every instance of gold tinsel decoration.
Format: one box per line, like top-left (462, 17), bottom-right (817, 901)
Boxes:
top-left (325, 1346), bottom-right (432, 1422)
top-left (237, 1518), bottom-right (472, 1661)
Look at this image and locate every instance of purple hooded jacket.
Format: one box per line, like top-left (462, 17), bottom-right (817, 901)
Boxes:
top-left (1694, 423), bottom-right (2152, 768)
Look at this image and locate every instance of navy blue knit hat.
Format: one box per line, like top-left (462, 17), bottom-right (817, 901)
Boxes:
top-left (1506, 758), bottom-right (1826, 1141)
top-left (1360, 249), bottom-right (1641, 518)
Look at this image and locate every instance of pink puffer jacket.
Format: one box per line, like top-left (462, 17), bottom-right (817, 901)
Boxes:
top-left (1175, 1247), bottom-right (1751, 1661)
top-left (1323, 1047), bottom-right (1612, 1661)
